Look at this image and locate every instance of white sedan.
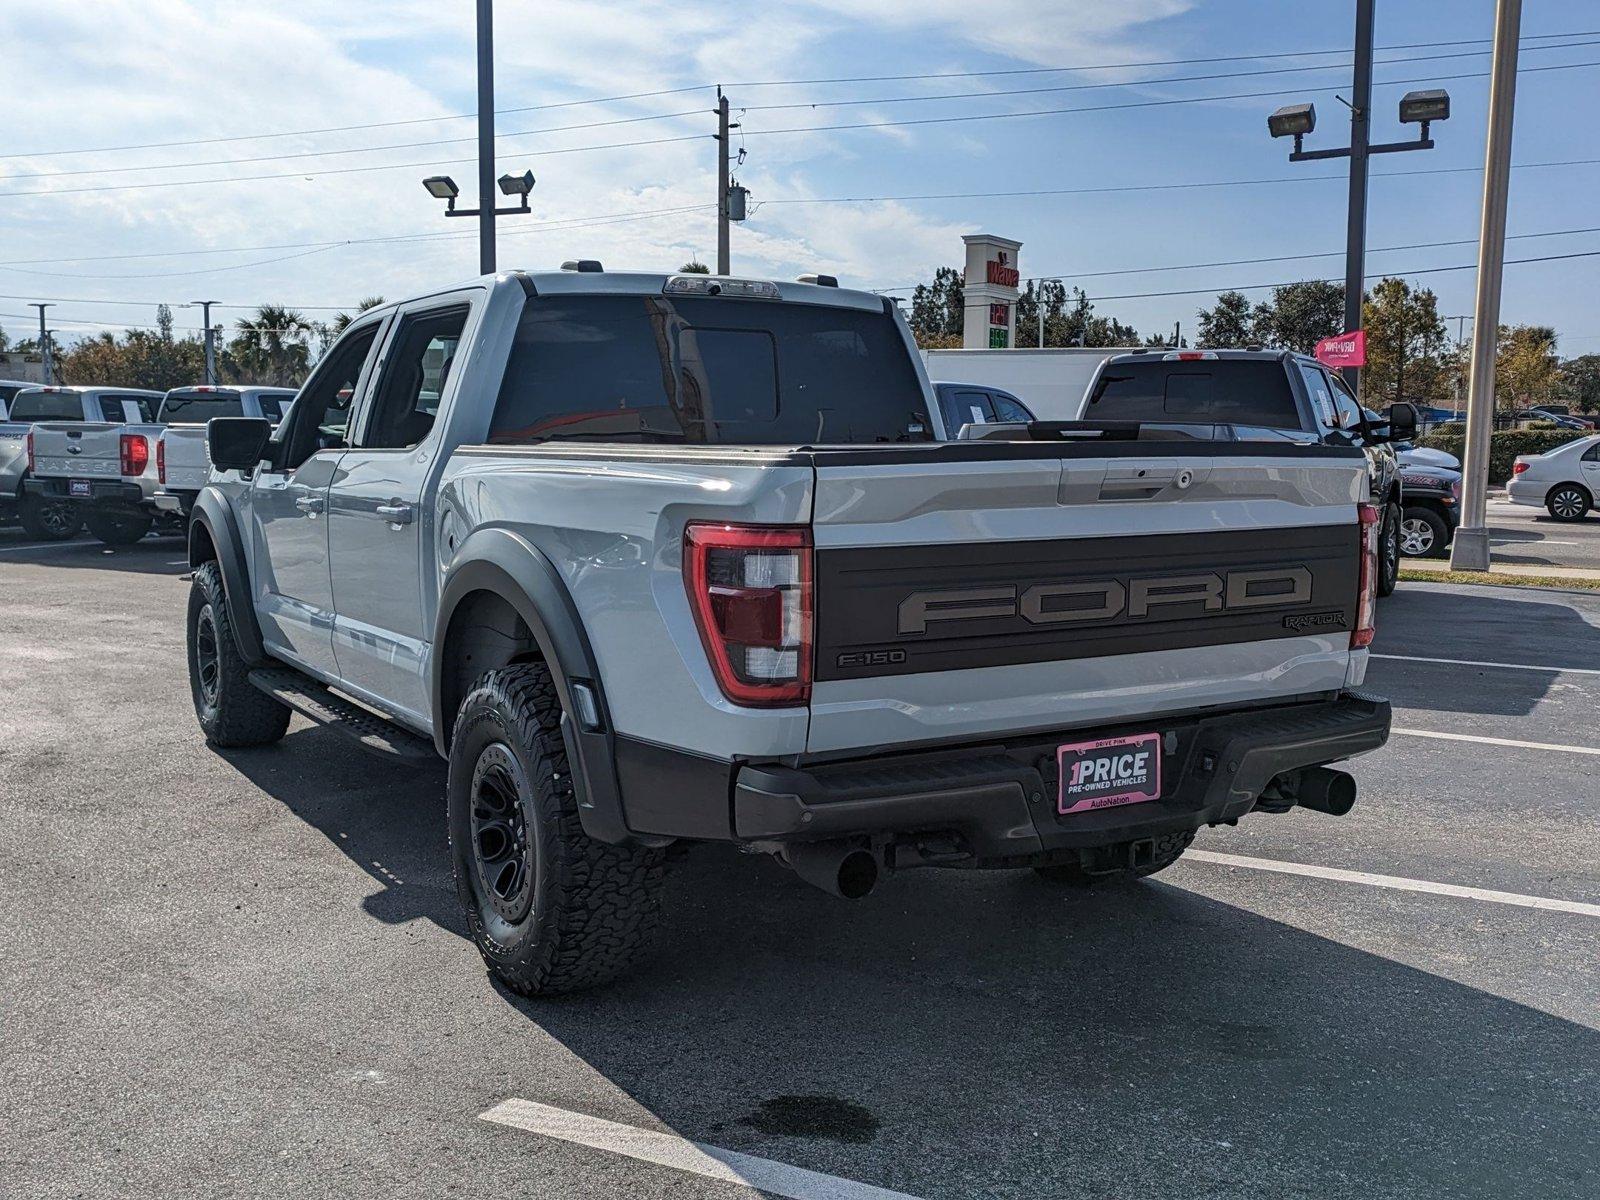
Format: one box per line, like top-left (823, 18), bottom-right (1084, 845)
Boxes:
top-left (1506, 434), bottom-right (1600, 521)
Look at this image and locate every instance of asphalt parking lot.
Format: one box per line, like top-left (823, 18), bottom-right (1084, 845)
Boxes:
top-left (1481, 496), bottom-right (1600, 570)
top-left (2, 528), bottom-right (1597, 1200)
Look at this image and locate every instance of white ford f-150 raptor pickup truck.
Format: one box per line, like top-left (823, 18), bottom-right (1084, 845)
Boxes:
top-left (183, 267), bottom-right (1391, 995)
top-left (9, 385), bottom-right (163, 541)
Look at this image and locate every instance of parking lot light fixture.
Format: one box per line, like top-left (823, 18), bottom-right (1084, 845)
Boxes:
top-left (1268, 102), bottom-right (1316, 151)
top-left (1399, 89), bottom-right (1451, 125)
top-left (423, 175), bottom-right (460, 202)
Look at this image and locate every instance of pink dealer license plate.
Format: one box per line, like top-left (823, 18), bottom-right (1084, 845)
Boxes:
top-left (1057, 732), bottom-right (1162, 814)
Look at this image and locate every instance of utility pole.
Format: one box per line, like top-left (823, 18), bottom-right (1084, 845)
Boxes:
top-left (1343, 0), bottom-right (1375, 396)
top-left (1451, 0), bottom-right (1522, 573)
top-left (715, 88), bottom-right (731, 275)
top-left (476, 0), bottom-right (496, 275)
top-left (29, 302), bottom-right (53, 384)
top-left (191, 300), bottom-right (218, 385)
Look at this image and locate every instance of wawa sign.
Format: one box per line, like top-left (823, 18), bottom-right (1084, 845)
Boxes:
top-left (1316, 329), bottom-right (1367, 368)
top-left (986, 249), bottom-right (1020, 288)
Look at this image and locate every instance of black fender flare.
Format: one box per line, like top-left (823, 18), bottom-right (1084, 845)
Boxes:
top-left (188, 487), bottom-right (265, 666)
top-left (432, 527), bottom-right (636, 846)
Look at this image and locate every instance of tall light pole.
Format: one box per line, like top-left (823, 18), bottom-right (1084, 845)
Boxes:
top-left (1451, 0), bottom-right (1523, 573)
top-left (716, 89), bottom-right (731, 275)
top-left (421, 1), bottom-right (535, 272)
top-left (1267, 0), bottom-right (1450, 394)
top-left (29, 302), bottom-right (53, 384)
top-left (191, 300), bottom-right (218, 385)
top-left (476, 0), bottom-right (496, 276)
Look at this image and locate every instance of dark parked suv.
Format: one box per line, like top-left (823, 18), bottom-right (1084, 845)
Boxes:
top-left (1079, 349), bottom-right (1416, 596)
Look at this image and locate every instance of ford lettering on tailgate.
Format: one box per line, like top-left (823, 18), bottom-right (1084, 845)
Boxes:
top-left (813, 525), bottom-right (1360, 680)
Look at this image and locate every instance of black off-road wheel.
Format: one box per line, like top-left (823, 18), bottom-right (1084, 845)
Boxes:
top-left (18, 494), bottom-right (81, 541)
top-left (448, 663), bottom-right (665, 996)
top-left (1034, 830), bottom-right (1195, 886)
top-left (1546, 484), bottom-right (1592, 522)
top-left (187, 562), bottom-right (290, 747)
top-left (1376, 502), bottom-right (1401, 597)
top-left (85, 510), bottom-right (153, 546)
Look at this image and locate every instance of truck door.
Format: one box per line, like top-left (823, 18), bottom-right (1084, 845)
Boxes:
top-left (250, 320), bottom-right (383, 678)
top-left (327, 299), bottom-right (470, 725)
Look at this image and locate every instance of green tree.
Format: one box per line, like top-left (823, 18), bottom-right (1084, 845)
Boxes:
top-left (908, 266), bottom-right (964, 348)
top-left (0, 322), bottom-right (11, 352)
top-left (1196, 291), bottom-right (1254, 348)
top-left (329, 295), bottom-right (386, 338)
top-left (678, 261), bottom-right (710, 274)
top-left (1361, 278), bottom-right (1449, 406)
top-left (1254, 279), bottom-right (1344, 354)
top-left (59, 325), bottom-right (207, 390)
top-left (231, 304), bottom-right (314, 386)
top-left (1557, 354), bottom-right (1600, 414)
top-left (1493, 325), bottom-right (1560, 411)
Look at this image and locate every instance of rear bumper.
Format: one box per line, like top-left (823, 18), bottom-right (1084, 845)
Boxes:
top-left (1505, 477), bottom-right (1545, 506)
top-left (728, 692), bottom-right (1390, 862)
top-left (24, 477), bottom-right (144, 506)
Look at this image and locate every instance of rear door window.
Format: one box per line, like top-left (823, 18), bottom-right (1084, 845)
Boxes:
top-left (1084, 360), bottom-right (1301, 428)
top-left (946, 390), bottom-right (995, 430)
top-left (990, 392), bottom-right (1033, 422)
top-left (489, 295), bottom-right (931, 445)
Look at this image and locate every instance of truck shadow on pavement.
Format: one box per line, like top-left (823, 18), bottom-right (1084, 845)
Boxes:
top-left (220, 725), bottom-right (1598, 1199)
top-left (0, 530), bottom-right (190, 575)
top-left (1370, 584), bottom-right (1600, 717)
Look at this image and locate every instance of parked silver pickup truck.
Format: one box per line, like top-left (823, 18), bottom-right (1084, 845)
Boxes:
top-left (184, 268), bottom-right (1390, 995)
top-left (156, 386), bottom-right (296, 510)
top-left (7, 386), bottom-right (162, 540)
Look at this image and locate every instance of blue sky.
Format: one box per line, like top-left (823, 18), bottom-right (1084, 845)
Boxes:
top-left (0, 1), bottom-right (1595, 355)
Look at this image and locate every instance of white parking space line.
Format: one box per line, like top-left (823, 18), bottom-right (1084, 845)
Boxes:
top-left (480, 1099), bottom-right (923, 1200)
top-left (1186, 850), bottom-right (1600, 918)
top-left (0, 540), bottom-right (91, 553)
top-left (1393, 727), bottom-right (1600, 757)
top-left (1372, 653), bottom-right (1600, 677)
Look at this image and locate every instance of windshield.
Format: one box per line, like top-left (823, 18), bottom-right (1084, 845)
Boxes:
top-left (159, 392), bottom-right (244, 424)
top-left (7, 391), bottom-right (82, 421)
top-left (489, 294), bottom-right (931, 445)
top-left (1084, 360), bottom-right (1301, 429)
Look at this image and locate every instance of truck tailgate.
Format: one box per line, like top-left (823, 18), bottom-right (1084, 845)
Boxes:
top-left (29, 422), bottom-right (128, 481)
top-left (157, 427), bottom-right (211, 491)
top-left (806, 444), bottom-right (1369, 754)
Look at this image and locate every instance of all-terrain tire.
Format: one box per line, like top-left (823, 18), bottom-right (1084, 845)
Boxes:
top-left (448, 663), bottom-right (664, 996)
top-left (187, 562), bottom-right (291, 747)
top-left (1033, 829), bottom-right (1195, 886)
top-left (85, 510), bottom-right (153, 546)
top-left (1376, 501), bottom-right (1401, 597)
top-left (18, 493), bottom-right (80, 541)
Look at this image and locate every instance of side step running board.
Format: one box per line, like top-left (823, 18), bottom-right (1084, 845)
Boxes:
top-left (247, 667), bottom-right (436, 762)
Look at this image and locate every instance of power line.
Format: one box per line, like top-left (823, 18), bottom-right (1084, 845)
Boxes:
top-left (5, 29), bottom-right (1588, 164)
top-left (722, 29), bottom-right (1599, 86)
top-left (739, 59), bottom-right (1600, 139)
top-left (741, 39), bottom-right (1600, 111)
top-left (6, 59), bottom-right (1593, 202)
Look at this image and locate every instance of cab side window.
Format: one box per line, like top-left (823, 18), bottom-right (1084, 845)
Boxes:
top-left (357, 306), bottom-right (468, 450)
top-left (1325, 370), bottom-right (1366, 434)
top-left (991, 392), bottom-right (1033, 423)
top-left (279, 325), bottom-right (380, 469)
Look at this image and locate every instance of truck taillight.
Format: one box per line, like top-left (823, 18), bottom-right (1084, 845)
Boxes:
top-left (25, 430), bottom-right (33, 472)
top-left (120, 432), bottom-right (149, 477)
top-left (156, 436), bottom-right (166, 484)
top-left (1353, 503), bottom-right (1379, 649)
top-left (684, 522), bottom-right (813, 706)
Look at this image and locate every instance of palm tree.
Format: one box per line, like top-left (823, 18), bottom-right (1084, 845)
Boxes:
top-left (330, 295), bottom-right (386, 337)
top-left (232, 305), bottom-right (314, 385)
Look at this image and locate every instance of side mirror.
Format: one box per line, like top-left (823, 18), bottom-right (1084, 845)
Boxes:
top-left (208, 416), bottom-right (273, 472)
top-left (1382, 402), bottom-right (1419, 442)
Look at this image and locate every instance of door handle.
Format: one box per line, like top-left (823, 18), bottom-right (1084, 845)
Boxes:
top-left (295, 495), bottom-right (326, 515)
top-left (375, 502), bottom-right (415, 525)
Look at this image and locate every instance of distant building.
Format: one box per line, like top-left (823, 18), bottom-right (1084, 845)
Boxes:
top-left (0, 352), bottom-right (47, 384)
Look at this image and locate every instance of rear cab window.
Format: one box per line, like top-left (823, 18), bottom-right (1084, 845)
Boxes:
top-left (7, 391), bottom-right (82, 421)
top-left (160, 391), bottom-right (245, 424)
top-left (488, 294), bottom-right (932, 445)
top-left (1084, 359), bottom-right (1302, 429)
